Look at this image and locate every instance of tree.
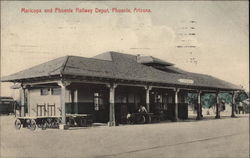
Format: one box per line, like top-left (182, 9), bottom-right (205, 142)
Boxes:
top-left (187, 91), bottom-right (249, 109)
top-left (201, 93), bottom-right (216, 108)
top-left (219, 93), bottom-right (232, 104)
top-left (235, 91), bottom-right (249, 103)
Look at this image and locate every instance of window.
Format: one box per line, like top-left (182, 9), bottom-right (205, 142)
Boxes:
top-left (51, 88), bottom-right (61, 95)
top-left (168, 96), bottom-right (173, 103)
top-left (94, 93), bottom-right (104, 111)
top-left (40, 88), bottom-right (49, 95)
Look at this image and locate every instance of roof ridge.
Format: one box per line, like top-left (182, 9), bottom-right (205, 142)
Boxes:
top-left (60, 56), bottom-right (70, 75)
top-left (108, 51), bottom-right (115, 61)
top-left (48, 66), bottom-right (63, 75)
top-left (109, 51), bottom-right (136, 57)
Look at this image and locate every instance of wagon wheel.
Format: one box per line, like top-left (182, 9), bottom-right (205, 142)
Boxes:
top-left (42, 122), bottom-right (48, 130)
top-left (14, 119), bottom-right (22, 130)
top-left (76, 118), bottom-right (83, 127)
top-left (127, 116), bottom-right (135, 124)
top-left (141, 116), bottom-right (146, 124)
top-left (51, 118), bottom-right (57, 128)
top-left (127, 119), bottom-right (132, 124)
top-left (37, 123), bottom-right (42, 128)
top-left (137, 115), bottom-right (146, 124)
top-left (74, 117), bottom-right (81, 126)
top-left (54, 118), bottom-right (61, 128)
top-left (67, 117), bottom-right (75, 127)
top-left (29, 119), bottom-right (37, 131)
top-left (46, 118), bottom-right (52, 128)
top-left (147, 116), bottom-right (152, 123)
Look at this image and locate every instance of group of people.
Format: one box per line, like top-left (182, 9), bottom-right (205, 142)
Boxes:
top-left (138, 105), bottom-right (148, 113)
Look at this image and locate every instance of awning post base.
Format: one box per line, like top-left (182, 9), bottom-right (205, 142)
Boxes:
top-left (231, 114), bottom-right (236, 118)
top-left (196, 116), bottom-right (202, 120)
top-left (215, 115), bottom-right (220, 119)
top-left (108, 121), bottom-right (116, 127)
top-left (172, 117), bottom-right (179, 122)
top-left (59, 124), bottom-right (69, 130)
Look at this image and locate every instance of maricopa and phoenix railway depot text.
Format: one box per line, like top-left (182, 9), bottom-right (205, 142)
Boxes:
top-left (21, 8), bottom-right (152, 14)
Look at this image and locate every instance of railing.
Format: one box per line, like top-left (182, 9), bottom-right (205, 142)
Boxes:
top-left (37, 104), bottom-right (46, 116)
top-left (47, 104), bottom-right (56, 116)
top-left (36, 103), bottom-right (56, 116)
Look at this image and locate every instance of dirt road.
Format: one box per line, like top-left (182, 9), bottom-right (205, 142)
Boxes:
top-left (0, 115), bottom-right (249, 158)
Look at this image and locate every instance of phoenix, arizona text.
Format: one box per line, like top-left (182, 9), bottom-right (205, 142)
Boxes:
top-left (21, 8), bottom-right (152, 14)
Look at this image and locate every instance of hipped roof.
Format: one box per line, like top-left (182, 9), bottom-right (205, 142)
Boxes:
top-left (1, 51), bottom-right (241, 91)
top-left (137, 55), bottom-right (174, 66)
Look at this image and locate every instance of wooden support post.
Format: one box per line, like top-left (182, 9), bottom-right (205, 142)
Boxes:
top-left (74, 89), bottom-right (78, 114)
top-left (58, 81), bottom-right (70, 129)
top-left (231, 91), bottom-right (236, 118)
top-left (200, 103), bottom-right (203, 118)
top-left (20, 85), bottom-right (26, 117)
top-left (200, 92), bottom-right (203, 118)
top-left (108, 83), bottom-right (117, 126)
top-left (61, 84), bottom-right (66, 124)
top-left (145, 86), bottom-right (152, 112)
top-left (173, 88), bottom-right (179, 121)
top-left (215, 91), bottom-right (220, 119)
top-left (196, 91), bottom-right (202, 120)
top-left (27, 88), bottom-right (30, 117)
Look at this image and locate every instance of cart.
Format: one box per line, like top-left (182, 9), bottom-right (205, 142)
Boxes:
top-left (127, 113), bottom-right (153, 124)
top-left (14, 114), bottom-right (92, 131)
top-left (14, 116), bottom-right (60, 130)
top-left (66, 114), bottom-right (93, 127)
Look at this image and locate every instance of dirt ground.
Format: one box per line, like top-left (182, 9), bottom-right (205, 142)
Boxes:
top-left (0, 115), bottom-right (249, 158)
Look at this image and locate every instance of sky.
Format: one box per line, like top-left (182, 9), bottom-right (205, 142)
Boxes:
top-left (0, 1), bottom-right (249, 96)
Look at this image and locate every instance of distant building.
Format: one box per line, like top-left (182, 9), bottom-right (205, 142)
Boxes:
top-left (0, 96), bottom-right (14, 114)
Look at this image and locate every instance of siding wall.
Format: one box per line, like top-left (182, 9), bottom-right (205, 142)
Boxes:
top-left (27, 86), bottom-right (188, 121)
top-left (28, 88), bottom-right (71, 117)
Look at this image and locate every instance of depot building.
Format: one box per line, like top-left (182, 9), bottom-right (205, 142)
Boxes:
top-left (1, 51), bottom-right (242, 126)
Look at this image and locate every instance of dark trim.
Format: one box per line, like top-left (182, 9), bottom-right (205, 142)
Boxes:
top-left (11, 75), bottom-right (61, 84)
top-left (64, 75), bottom-right (240, 92)
top-left (2, 74), bottom-right (241, 92)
